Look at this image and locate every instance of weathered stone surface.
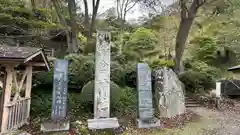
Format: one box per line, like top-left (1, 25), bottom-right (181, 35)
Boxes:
top-left (88, 30), bottom-right (119, 130)
top-left (137, 63), bottom-right (154, 120)
top-left (154, 67), bottom-right (185, 118)
top-left (137, 118), bottom-right (161, 129)
top-left (94, 30), bottom-right (111, 119)
top-left (40, 121), bottom-right (70, 132)
top-left (52, 59), bottom-right (69, 121)
top-left (40, 59), bottom-right (69, 132)
top-left (136, 63), bottom-right (160, 128)
top-left (88, 117), bottom-right (119, 130)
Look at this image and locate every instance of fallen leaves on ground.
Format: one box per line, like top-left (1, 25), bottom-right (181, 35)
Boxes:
top-left (19, 109), bottom-right (200, 135)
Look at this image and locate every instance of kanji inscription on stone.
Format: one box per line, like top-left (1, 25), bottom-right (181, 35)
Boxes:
top-left (136, 63), bottom-right (160, 128)
top-left (88, 29), bottom-right (119, 130)
top-left (51, 59), bottom-right (69, 121)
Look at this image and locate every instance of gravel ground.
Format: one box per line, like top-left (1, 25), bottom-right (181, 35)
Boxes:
top-left (188, 101), bottom-right (240, 135)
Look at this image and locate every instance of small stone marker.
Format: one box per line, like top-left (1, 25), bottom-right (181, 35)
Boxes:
top-left (216, 82), bottom-right (221, 98)
top-left (87, 30), bottom-right (119, 130)
top-left (41, 59), bottom-right (70, 132)
top-left (136, 63), bottom-right (160, 128)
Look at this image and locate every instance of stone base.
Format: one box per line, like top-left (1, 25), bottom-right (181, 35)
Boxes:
top-left (137, 118), bottom-right (161, 128)
top-left (40, 121), bottom-right (70, 132)
top-left (87, 117), bottom-right (119, 130)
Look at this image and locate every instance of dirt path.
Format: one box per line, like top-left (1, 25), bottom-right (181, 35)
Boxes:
top-left (188, 107), bottom-right (240, 135)
top-left (170, 101), bottom-right (240, 135)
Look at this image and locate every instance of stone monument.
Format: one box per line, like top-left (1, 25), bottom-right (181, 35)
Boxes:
top-left (154, 67), bottom-right (185, 118)
top-left (41, 59), bottom-right (70, 132)
top-left (136, 63), bottom-right (160, 128)
top-left (87, 29), bottom-right (119, 130)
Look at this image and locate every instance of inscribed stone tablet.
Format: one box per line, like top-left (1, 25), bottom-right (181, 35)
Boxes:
top-left (52, 59), bottom-right (69, 121)
top-left (137, 63), bottom-right (154, 120)
top-left (138, 91), bottom-right (153, 108)
top-left (94, 30), bottom-right (111, 119)
top-left (139, 108), bottom-right (154, 119)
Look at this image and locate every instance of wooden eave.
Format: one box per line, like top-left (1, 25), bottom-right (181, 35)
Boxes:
top-left (0, 46), bottom-right (50, 71)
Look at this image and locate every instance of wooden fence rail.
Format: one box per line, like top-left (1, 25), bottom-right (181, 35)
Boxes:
top-left (5, 98), bottom-right (29, 131)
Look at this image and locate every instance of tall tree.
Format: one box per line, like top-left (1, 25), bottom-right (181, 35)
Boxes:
top-left (52, 0), bottom-right (79, 53)
top-left (115, 0), bottom-right (138, 54)
top-left (174, 0), bottom-right (214, 74)
top-left (116, 0), bottom-right (138, 22)
top-left (83, 0), bottom-right (101, 40)
top-left (68, 0), bottom-right (79, 52)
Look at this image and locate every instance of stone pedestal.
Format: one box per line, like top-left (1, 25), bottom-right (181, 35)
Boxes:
top-left (88, 117), bottom-right (119, 130)
top-left (137, 118), bottom-right (161, 128)
top-left (41, 121), bottom-right (70, 132)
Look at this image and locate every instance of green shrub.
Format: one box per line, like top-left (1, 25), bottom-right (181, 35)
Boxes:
top-left (80, 80), bottom-right (122, 113)
top-left (65, 54), bottom-right (95, 89)
top-left (123, 62), bottom-right (137, 88)
top-left (178, 70), bottom-right (215, 93)
top-left (31, 88), bottom-right (52, 117)
top-left (83, 36), bottom-right (96, 54)
top-left (32, 71), bottom-right (54, 89)
top-left (191, 36), bottom-right (217, 64)
top-left (34, 8), bottom-right (52, 22)
top-left (113, 87), bottom-right (137, 117)
top-left (0, 0), bottom-right (25, 7)
top-left (191, 61), bottom-right (222, 80)
top-left (149, 59), bottom-right (175, 69)
top-left (111, 61), bottom-right (125, 86)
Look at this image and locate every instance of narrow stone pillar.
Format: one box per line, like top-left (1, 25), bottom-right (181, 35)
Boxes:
top-left (136, 63), bottom-right (160, 128)
top-left (216, 82), bottom-right (221, 98)
top-left (87, 29), bottom-right (119, 130)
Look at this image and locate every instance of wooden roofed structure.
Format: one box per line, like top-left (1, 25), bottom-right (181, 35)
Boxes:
top-left (0, 45), bottom-right (50, 133)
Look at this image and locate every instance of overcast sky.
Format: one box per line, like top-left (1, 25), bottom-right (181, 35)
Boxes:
top-left (78, 0), bottom-right (175, 20)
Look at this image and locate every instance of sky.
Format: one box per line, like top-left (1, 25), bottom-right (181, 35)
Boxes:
top-left (78, 0), bottom-right (175, 20)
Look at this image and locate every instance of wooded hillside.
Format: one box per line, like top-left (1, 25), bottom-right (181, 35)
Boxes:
top-left (0, 0), bottom-right (239, 134)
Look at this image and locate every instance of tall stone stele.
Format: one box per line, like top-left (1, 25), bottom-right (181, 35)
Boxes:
top-left (136, 63), bottom-right (161, 128)
top-left (41, 59), bottom-right (70, 132)
top-left (87, 29), bottom-right (119, 130)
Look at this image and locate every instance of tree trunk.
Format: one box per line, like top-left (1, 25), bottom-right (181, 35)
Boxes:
top-left (175, 18), bottom-right (195, 74)
top-left (83, 0), bottom-right (90, 37)
top-left (88, 0), bottom-right (100, 40)
top-left (52, 0), bottom-right (73, 53)
top-left (68, 0), bottom-right (79, 53)
top-left (31, 0), bottom-right (36, 11)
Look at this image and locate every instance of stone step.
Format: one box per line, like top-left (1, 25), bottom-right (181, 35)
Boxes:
top-left (186, 101), bottom-right (199, 104)
top-left (185, 99), bottom-right (198, 102)
top-left (186, 104), bottom-right (201, 107)
top-left (185, 96), bottom-right (201, 108)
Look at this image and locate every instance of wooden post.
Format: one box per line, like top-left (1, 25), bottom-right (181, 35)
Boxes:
top-left (0, 69), bottom-right (7, 132)
top-left (216, 82), bottom-right (221, 109)
top-left (25, 65), bottom-right (32, 123)
top-left (51, 49), bottom-right (55, 57)
top-left (1, 66), bottom-right (14, 132)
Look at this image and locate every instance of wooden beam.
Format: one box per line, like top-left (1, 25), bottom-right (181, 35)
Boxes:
top-left (0, 70), bottom-right (6, 132)
top-left (31, 63), bottom-right (46, 67)
top-left (1, 66), bottom-right (13, 132)
top-left (25, 65), bottom-right (32, 123)
top-left (24, 51), bottom-right (42, 63)
top-left (40, 52), bottom-right (50, 71)
top-left (24, 50), bottom-right (50, 71)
